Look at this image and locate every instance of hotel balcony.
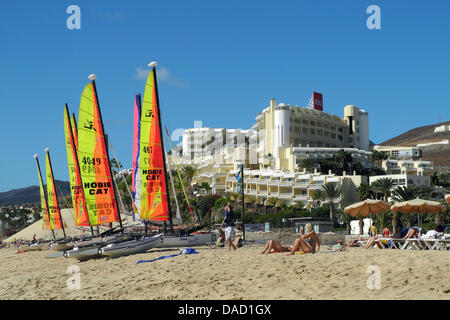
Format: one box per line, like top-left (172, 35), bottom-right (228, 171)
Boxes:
top-left (278, 181), bottom-right (294, 187)
top-left (279, 192), bottom-right (294, 199)
top-left (293, 195), bottom-right (308, 201)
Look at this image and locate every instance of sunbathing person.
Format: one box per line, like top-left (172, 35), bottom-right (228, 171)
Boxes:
top-left (288, 223), bottom-right (320, 255)
top-left (402, 227), bottom-right (420, 239)
top-left (260, 240), bottom-right (291, 254)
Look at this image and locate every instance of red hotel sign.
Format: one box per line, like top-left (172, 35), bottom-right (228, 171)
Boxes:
top-left (313, 92), bottom-right (323, 111)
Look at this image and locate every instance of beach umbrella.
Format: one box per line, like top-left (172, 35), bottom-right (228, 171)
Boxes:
top-left (344, 200), bottom-right (391, 235)
top-left (391, 198), bottom-right (446, 227)
top-left (445, 194), bottom-right (450, 204)
top-left (344, 199), bottom-right (391, 217)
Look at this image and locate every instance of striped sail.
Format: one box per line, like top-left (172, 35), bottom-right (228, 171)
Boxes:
top-left (77, 81), bottom-right (119, 225)
top-left (135, 66), bottom-right (169, 221)
top-left (45, 150), bottom-right (64, 230)
top-left (64, 105), bottom-right (90, 226)
top-left (34, 156), bottom-right (51, 230)
top-left (132, 94), bottom-right (142, 220)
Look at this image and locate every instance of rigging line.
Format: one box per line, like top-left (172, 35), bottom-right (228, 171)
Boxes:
top-left (164, 145), bottom-right (182, 222)
top-left (108, 141), bottom-right (138, 224)
top-left (56, 183), bottom-right (71, 237)
top-left (163, 125), bottom-right (195, 222)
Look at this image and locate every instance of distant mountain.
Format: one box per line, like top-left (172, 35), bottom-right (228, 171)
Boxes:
top-left (379, 121), bottom-right (450, 171)
top-left (0, 180), bottom-right (71, 206)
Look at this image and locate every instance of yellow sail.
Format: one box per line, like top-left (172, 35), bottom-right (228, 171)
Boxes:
top-left (34, 155), bottom-right (51, 230)
top-left (45, 150), bottom-right (63, 230)
top-left (77, 81), bottom-right (120, 225)
top-left (64, 105), bottom-right (90, 226)
top-left (136, 66), bottom-right (170, 221)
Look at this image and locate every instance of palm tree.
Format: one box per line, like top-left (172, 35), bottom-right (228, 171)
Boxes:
top-left (371, 150), bottom-right (388, 168)
top-left (181, 166), bottom-right (197, 187)
top-left (311, 189), bottom-right (324, 208)
top-left (392, 186), bottom-right (419, 202)
top-left (298, 159), bottom-right (314, 172)
top-left (342, 212), bottom-right (352, 235)
top-left (391, 185), bottom-right (421, 229)
top-left (337, 149), bottom-right (353, 173)
top-left (248, 196), bottom-right (257, 211)
top-left (268, 197), bottom-right (279, 214)
top-left (320, 183), bottom-right (343, 221)
top-left (371, 178), bottom-right (394, 201)
top-left (430, 172), bottom-right (439, 187)
top-left (356, 182), bottom-right (373, 201)
top-left (417, 185), bottom-right (433, 200)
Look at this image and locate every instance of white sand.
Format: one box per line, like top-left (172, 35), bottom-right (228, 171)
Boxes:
top-left (0, 244), bottom-right (449, 300)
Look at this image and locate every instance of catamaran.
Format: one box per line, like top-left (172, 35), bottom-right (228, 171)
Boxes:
top-left (64, 74), bottom-right (162, 260)
top-left (29, 153), bottom-right (65, 251)
top-left (124, 61), bottom-right (217, 250)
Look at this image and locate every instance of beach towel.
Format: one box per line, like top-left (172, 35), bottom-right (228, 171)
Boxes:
top-left (136, 248), bottom-right (199, 264)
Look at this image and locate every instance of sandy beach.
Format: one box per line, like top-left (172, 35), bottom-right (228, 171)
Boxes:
top-left (0, 243), bottom-right (449, 300)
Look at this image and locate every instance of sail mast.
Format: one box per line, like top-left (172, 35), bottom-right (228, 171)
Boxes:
top-left (151, 62), bottom-right (173, 229)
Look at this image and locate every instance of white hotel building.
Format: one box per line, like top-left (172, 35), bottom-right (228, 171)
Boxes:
top-left (171, 94), bottom-right (433, 209)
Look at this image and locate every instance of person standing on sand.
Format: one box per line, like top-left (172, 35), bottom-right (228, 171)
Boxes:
top-left (220, 203), bottom-right (237, 251)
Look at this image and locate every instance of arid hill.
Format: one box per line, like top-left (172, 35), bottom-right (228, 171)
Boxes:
top-left (379, 121), bottom-right (450, 172)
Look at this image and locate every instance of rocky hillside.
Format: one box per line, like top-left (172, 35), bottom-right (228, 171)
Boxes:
top-left (379, 121), bottom-right (450, 172)
top-left (0, 180), bottom-right (71, 206)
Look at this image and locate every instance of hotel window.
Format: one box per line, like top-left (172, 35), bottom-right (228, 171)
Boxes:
top-left (302, 119), bottom-right (309, 125)
top-left (310, 129), bottom-right (316, 135)
top-left (302, 128), bottom-right (308, 134)
top-left (338, 127), bottom-right (343, 133)
top-left (331, 125), bottom-right (336, 131)
top-left (331, 133), bottom-right (336, 139)
top-left (324, 123), bottom-right (329, 129)
top-left (338, 135), bottom-right (343, 141)
top-left (317, 130), bottom-right (323, 136)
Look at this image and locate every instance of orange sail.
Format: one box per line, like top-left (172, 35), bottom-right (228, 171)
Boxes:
top-left (135, 64), bottom-right (170, 221)
top-left (34, 155), bottom-right (51, 230)
top-left (76, 78), bottom-right (120, 226)
top-left (44, 149), bottom-right (64, 230)
top-left (64, 105), bottom-right (90, 226)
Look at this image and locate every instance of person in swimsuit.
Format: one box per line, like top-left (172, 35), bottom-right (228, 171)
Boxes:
top-left (288, 223), bottom-right (320, 255)
top-left (260, 240), bottom-right (292, 254)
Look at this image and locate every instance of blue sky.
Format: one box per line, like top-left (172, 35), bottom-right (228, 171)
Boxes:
top-left (1, 0), bottom-right (449, 192)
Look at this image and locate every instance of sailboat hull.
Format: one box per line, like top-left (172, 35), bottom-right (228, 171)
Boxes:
top-left (159, 232), bottom-right (217, 248)
top-left (99, 234), bottom-right (164, 258)
top-left (49, 241), bottom-right (74, 252)
top-left (64, 245), bottom-right (102, 261)
top-left (28, 243), bottom-right (49, 251)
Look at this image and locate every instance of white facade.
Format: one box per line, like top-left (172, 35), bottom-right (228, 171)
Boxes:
top-left (369, 174), bottom-right (431, 189)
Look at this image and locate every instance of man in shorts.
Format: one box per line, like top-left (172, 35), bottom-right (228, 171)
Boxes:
top-left (220, 203), bottom-right (237, 251)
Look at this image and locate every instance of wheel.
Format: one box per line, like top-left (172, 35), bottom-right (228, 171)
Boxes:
top-left (216, 237), bottom-right (225, 247)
